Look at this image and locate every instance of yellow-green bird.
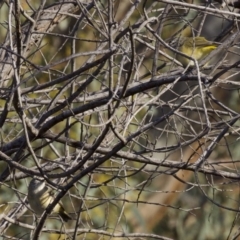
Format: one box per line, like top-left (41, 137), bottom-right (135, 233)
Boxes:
top-left (28, 178), bottom-right (72, 222)
top-left (176, 37), bottom-right (218, 67)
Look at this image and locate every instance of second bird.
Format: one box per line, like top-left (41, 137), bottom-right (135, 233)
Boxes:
top-left (28, 178), bottom-right (72, 222)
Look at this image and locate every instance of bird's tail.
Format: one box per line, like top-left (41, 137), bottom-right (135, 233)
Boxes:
top-left (60, 211), bottom-right (72, 222)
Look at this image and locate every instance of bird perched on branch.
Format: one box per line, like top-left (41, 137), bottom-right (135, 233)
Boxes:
top-left (175, 36), bottom-right (218, 67)
top-left (28, 178), bottom-right (72, 222)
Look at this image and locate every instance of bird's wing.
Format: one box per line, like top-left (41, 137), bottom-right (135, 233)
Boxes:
top-left (43, 185), bottom-right (53, 195)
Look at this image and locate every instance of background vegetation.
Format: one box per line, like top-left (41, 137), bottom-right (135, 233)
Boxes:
top-left (0, 0), bottom-right (240, 239)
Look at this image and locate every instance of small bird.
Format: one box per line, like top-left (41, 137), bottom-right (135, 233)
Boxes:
top-left (27, 178), bottom-right (72, 222)
top-left (176, 37), bottom-right (218, 67)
